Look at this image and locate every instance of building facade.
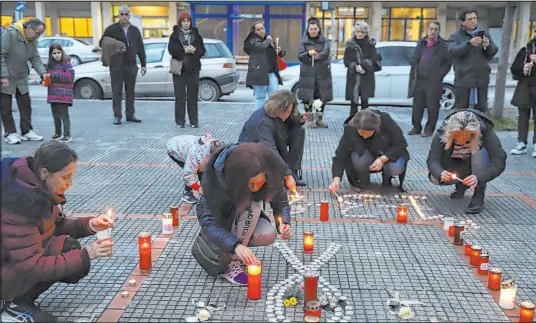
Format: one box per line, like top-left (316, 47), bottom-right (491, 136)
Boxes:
top-left (1, 1), bottom-right (535, 63)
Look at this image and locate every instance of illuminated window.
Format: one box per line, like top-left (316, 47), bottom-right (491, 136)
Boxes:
top-left (59, 17), bottom-right (92, 38)
top-left (382, 8), bottom-right (436, 41)
top-left (113, 6), bottom-right (169, 18)
top-left (1, 16), bottom-right (13, 28)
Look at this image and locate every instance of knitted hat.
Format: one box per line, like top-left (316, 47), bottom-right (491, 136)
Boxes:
top-left (178, 12), bottom-right (192, 23)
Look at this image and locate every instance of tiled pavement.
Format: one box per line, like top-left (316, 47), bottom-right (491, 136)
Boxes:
top-left (2, 98), bottom-right (535, 322)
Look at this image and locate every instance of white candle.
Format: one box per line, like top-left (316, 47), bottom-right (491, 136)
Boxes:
top-left (443, 217), bottom-right (454, 231)
top-left (499, 280), bottom-right (517, 309)
top-left (162, 213), bottom-right (173, 234)
top-left (276, 37), bottom-right (279, 48)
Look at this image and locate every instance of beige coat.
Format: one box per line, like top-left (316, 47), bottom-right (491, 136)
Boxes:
top-left (0, 21), bottom-right (46, 96)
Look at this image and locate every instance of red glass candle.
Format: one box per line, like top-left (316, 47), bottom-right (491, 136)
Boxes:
top-left (170, 206), bottom-right (179, 227)
top-left (470, 245), bottom-right (482, 266)
top-left (247, 262), bottom-right (262, 300)
top-left (477, 252), bottom-right (489, 275)
top-left (320, 201), bottom-right (329, 222)
top-left (303, 231), bottom-right (314, 254)
top-left (453, 224), bottom-right (465, 245)
top-left (303, 270), bottom-right (319, 302)
top-left (448, 225), bottom-right (455, 237)
top-left (464, 240), bottom-right (473, 256)
top-left (138, 232), bottom-right (152, 269)
top-left (305, 301), bottom-right (321, 318)
top-left (520, 301), bottom-right (535, 323)
top-left (396, 204), bottom-right (408, 224)
top-left (488, 268), bottom-right (502, 291)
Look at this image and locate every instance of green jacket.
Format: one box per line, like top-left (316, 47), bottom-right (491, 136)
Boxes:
top-left (1, 21), bottom-right (46, 95)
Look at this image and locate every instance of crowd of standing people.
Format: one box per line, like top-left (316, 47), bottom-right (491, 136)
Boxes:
top-left (0, 6), bottom-right (534, 322)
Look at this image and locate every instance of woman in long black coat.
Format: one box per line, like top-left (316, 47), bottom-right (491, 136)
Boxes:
top-left (243, 22), bottom-right (285, 110)
top-left (297, 17), bottom-right (333, 128)
top-left (510, 34), bottom-right (536, 157)
top-left (343, 21), bottom-right (380, 124)
top-left (168, 12), bottom-right (206, 128)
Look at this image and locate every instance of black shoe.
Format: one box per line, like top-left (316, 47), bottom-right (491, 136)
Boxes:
top-left (191, 124), bottom-right (198, 128)
top-left (177, 123), bottom-right (185, 128)
top-left (126, 116), bottom-right (142, 123)
top-left (1, 299), bottom-right (57, 322)
top-left (407, 127), bottom-right (421, 135)
top-left (114, 117), bottom-right (122, 125)
top-left (292, 169), bottom-right (306, 187)
top-left (466, 186), bottom-right (486, 214)
top-left (181, 189), bottom-right (198, 204)
top-left (450, 184), bottom-right (467, 199)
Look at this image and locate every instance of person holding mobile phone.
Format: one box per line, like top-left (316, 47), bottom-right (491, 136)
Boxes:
top-left (448, 8), bottom-right (498, 112)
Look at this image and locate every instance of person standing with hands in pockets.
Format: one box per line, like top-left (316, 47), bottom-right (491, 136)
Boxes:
top-left (45, 43), bottom-right (74, 143)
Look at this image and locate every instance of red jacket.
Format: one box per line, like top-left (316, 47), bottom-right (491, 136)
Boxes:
top-left (1, 157), bottom-right (94, 300)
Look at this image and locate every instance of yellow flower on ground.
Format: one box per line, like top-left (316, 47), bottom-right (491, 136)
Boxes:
top-left (284, 299), bottom-right (291, 307)
top-left (290, 297), bottom-right (297, 306)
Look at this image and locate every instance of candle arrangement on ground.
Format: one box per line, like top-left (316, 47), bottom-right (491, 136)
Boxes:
top-left (337, 193), bottom-right (430, 219)
top-left (268, 243), bottom-right (353, 322)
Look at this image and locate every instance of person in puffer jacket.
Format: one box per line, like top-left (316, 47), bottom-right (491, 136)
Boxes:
top-left (193, 143), bottom-right (292, 286)
top-left (166, 133), bottom-right (222, 204)
top-left (1, 142), bottom-right (115, 323)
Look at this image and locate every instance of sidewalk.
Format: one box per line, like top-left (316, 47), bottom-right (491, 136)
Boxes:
top-left (2, 100), bottom-right (535, 323)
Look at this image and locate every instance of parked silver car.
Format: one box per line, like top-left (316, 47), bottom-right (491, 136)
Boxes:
top-left (72, 38), bottom-right (239, 102)
top-left (37, 36), bottom-right (99, 66)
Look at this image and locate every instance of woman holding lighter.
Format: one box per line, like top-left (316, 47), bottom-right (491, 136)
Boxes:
top-left (244, 21), bottom-right (286, 110)
top-left (427, 109), bottom-right (506, 214)
top-left (1, 142), bottom-right (115, 323)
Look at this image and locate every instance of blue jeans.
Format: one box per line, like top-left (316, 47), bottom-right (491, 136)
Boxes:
top-left (350, 150), bottom-right (405, 185)
top-left (429, 147), bottom-right (489, 185)
top-left (253, 73), bottom-right (279, 110)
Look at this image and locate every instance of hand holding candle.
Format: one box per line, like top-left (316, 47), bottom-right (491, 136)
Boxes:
top-left (91, 211), bottom-right (115, 232)
top-left (87, 237), bottom-right (114, 259)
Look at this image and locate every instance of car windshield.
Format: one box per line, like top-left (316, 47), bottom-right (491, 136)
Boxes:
top-left (75, 38), bottom-right (92, 45)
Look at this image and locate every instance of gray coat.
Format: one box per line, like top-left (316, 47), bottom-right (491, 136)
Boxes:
top-left (448, 28), bottom-right (498, 88)
top-left (297, 34), bottom-right (333, 104)
top-left (0, 22), bottom-right (46, 96)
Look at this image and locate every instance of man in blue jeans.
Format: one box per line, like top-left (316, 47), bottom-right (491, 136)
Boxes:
top-left (427, 109), bottom-right (506, 214)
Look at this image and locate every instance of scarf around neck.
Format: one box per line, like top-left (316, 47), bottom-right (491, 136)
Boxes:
top-left (182, 28), bottom-right (192, 45)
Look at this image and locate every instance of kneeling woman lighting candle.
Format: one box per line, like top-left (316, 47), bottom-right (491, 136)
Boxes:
top-left (499, 279), bottom-right (517, 310)
top-left (303, 230), bottom-right (314, 253)
top-left (138, 232), bottom-right (152, 269)
top-left (247, 262), bottom-right (262, 300)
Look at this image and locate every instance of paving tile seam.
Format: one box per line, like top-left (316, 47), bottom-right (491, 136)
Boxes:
top-left (76, 161), bottom-right (536, 177)
top-left (96, 203), bottom-right (194, 323)
top-left (441, 227), bottom-right (523, 322)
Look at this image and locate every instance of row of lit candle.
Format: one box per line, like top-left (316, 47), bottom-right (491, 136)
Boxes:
top-left (442, 218), bottom-right (535, 322)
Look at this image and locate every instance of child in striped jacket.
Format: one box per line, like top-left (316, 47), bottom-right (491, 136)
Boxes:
top-left (45, 43), bottom-right (74, 142)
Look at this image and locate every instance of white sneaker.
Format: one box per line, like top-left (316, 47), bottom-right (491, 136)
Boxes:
top-left (511, 142), bottom-right (527, 155)
top-left (4, 133), bottom-right (21, 144)
top-left (20, 130), bottom-right (44, 141)
top-left (532, 144), bottom-right (536, 158)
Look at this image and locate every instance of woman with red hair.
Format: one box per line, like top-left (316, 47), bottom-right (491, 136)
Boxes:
top-left (168, 12), bottom-right (206, 128)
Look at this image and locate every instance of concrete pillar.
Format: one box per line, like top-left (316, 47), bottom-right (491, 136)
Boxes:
top-left (517, 2), bottom-right (531, 47)
top-left (35, 1), bottom-right (45, 22)
top-left (168, 2), bottom-right (177, 33)
top-left (509, 5), bottom-right (520, 64)
top-left (369, 2), bottom-right (382, 41)
top-left (437, 3), bottom-right (447, 39)
top-left (102, 2), bottom-right (113, 28)
top-left (91, 2), bottom-right (103, 46)
top-left (48, 8), bottom-right (60, 36)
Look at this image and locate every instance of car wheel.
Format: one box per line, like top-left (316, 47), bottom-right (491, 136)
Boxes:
top-left (441, 84), bottom-right (456, 110)
top-left (69, 55), bottom-right (81, 66)
top-left (198, 80), bottom-right (221, 102)
top-left (74, 79), bottom-right (103, 100)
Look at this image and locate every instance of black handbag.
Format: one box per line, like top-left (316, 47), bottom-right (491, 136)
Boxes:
top-left (511, 80), bottom-right (531, 108)
top-left (191, 230), bottom-right (231, 277)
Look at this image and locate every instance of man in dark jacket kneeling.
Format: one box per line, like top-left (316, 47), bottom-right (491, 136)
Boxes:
top-left (427, 109), bottom-right (507, 214)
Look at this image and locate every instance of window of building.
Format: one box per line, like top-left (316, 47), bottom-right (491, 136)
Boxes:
top-left (2, 16), bottom-right (52, 36)
top-left (312, 7), bottom-right (369, 59)
top-left (113, 6), bottom-right (169, 17)
top-left (113, 6), bottom-right (168, 39)
top-left (59, 17), bottom-right (92, 38)
top-left (381, 8), bottom-right (436, 41)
